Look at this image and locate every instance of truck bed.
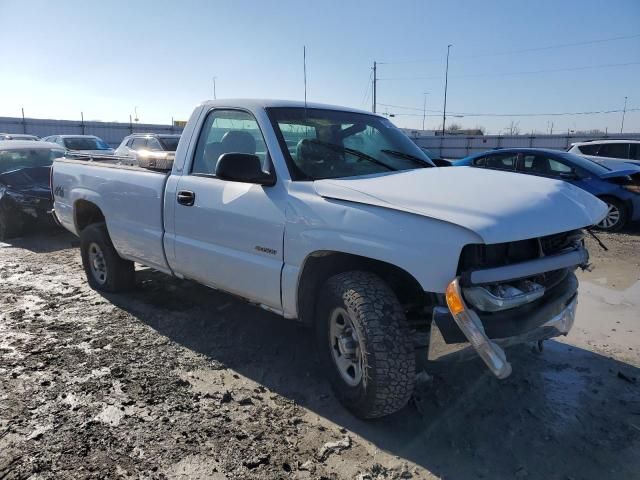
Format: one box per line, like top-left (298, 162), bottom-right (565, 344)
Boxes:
top-left (52, 157), bottom-right (172, 273)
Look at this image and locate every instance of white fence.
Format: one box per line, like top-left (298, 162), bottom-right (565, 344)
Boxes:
top-left (410, 133), bottom-right (640, 159)
top-left (0, 117), bottom-right (183, 147)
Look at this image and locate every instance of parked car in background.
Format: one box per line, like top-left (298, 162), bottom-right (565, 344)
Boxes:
top-left (0, 141), bottom-right (64, 239)
top-left (0, 133), bottom-right (40, 141)
top-left (41, 135), bottom-right (114, 156)
top-left (52, 99), bottom-right (606, 418)
top-left (454, 148), bottom-right (640, 231)
top-left (114, 133), bottom-right (180, 158)
top-left (113, 133), bottom-right (180, 169)
top-left (568, 139), bottom-right (640, 166)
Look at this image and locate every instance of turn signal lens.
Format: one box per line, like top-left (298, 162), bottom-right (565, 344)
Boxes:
top-left (446, 280), bottom-right (465, 316)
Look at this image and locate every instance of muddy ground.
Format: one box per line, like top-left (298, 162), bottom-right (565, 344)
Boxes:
top-left (0, 226), bottom-right (639, 480)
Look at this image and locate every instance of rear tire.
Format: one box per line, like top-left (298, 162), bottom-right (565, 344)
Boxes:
top-left (596, 197), bottom-right (628, 232)
top-left (80, 222), bottom-right (135, 292)
top-left (315, 271), bottom-right (416, 419)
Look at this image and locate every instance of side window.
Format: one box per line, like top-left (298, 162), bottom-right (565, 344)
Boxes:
top-left (146, 137), bottom-right (162, 151)
top-left (191, 109), bottom-right (268, 175)
top-left (126, 138), bottom-right (134, 147)
top-left (485, 153), bottom-right (517, 170)
top-left (631, 144), bottom-right (640, 160)
top-left (598, 143), bottom-right (629, 159)
top-left (577, 144), bottom-right (599, 155)
top-left (131, 138), bottom-right (147, 151)
top-left (472, 156), bottom-right (486, 167)
top-left (548, 159), bottom-right (573, 174)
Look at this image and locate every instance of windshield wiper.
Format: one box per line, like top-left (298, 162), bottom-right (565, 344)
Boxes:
top-left (307, 140), bottom-right (396, 171)
top-left (380, 149), bottom-right (432, 167)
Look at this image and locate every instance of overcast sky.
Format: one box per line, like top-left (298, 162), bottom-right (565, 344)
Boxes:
top-left (0, 0), bottom-right (638, 134)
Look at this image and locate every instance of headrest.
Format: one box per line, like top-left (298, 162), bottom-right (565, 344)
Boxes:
top-left (221, 131), bottom-right (256, 154)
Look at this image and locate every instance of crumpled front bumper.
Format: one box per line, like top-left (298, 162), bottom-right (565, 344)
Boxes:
top-left (428, 272), bottom-right (579, 379)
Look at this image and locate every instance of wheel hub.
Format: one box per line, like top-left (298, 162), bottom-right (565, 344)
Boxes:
top-left (329, 307), bottom-right (363, 386)
top-left (88, 242), bottom-right (107, 285)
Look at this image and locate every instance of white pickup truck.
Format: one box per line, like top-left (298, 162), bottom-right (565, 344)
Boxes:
top-left (52, 99), bottom-right (607, 418)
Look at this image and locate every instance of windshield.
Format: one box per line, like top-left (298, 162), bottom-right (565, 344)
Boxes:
top-left (158, 136), bottom-right (180, 152)
top-left (63, 137), bottom-right (111, 151)
top-left (267, 107), bottom-right (434, 180)
top-left (0, 148), bottom-right (64, 174)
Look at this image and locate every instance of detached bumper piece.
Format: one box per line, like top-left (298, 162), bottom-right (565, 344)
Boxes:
top-left (428, 272), bottom-right (579, 379)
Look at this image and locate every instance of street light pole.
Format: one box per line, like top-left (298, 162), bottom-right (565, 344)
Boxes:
top-left (621, 96), bottom-right (628, 133)
top-left (422, 92), bottom-right (429, 132)
top-left (442, 44), bottom-right (452, 136)
top-left (212, 76), bottom-right (217, 100)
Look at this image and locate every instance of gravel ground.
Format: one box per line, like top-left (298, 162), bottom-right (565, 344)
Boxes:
top-left (1, 226), bottom-right (639, 479)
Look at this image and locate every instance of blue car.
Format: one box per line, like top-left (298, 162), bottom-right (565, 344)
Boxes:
top-left (453, 148), bottom-right (640, 231)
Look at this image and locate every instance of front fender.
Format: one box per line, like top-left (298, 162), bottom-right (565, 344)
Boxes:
top-left (281, 188), bottom-right (483, 318)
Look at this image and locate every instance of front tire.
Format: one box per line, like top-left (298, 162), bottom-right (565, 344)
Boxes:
top-left (596, 197), bottom-right (628, 232)
top-left (80, 222), bottom-right (135, 292)
top-left (315, 271), bottom-right (416, 419)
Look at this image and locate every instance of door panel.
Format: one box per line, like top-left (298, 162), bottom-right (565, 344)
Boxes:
top-left (172, 176), bottom-right (285, 309)
top-left (170, 108), bottom-right (286, 310)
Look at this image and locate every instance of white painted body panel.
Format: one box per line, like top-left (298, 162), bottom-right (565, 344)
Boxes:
top-left (53, 99), bottom-right (608, 320)
top-left (312, 167), bottom-right (607, 244)
top-left (52, 161), bottom-right (171, 273)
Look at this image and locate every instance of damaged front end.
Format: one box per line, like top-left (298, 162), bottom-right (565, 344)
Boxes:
top-left (428, 229), bottom-right (587, 378)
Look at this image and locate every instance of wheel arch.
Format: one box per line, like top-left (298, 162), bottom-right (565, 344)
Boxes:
top-left (74, 199), bottom-right (106, 234)
top-left (295, 250), bottom-right (428, 325)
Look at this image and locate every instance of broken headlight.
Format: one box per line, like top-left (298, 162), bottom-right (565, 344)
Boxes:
top-left (463, 279), bottom-right (545, 312)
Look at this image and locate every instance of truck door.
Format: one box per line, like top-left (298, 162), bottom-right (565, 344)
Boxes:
top-left (170, 108), bottom-right (287, 311)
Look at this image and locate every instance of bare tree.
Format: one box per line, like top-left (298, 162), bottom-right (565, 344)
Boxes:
top-left (447, 122), bottom-right (462, 132)
top-left (505, 120), bottom-right (521, 135)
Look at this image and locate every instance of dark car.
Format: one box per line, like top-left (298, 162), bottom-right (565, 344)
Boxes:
top-left (453, 148), bottom-right (640, 231)
top-left (0, 141), bottom-right (65, 240)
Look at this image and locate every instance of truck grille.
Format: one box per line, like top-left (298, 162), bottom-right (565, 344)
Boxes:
top-left (457, 229), bottom-right (584, 274)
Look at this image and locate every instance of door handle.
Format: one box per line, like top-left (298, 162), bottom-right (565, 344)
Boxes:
top-left (177, 190), bottom-right (195, 206)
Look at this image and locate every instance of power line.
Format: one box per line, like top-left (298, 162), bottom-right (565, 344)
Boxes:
top-left (377, 33), bottom-right (640, 65)
top-left (378, 61), bottom-right (640, 81)
top-left (377, 102), bottom-right (640, 118)
top-left (456, 33), bottom-right (640, 59)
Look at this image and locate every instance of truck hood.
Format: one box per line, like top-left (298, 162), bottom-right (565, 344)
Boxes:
top-left (313, 167), bottom-right (608, 244)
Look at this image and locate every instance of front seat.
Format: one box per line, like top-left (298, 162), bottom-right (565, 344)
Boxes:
top-left (220, 131), bottom-right (256, 155)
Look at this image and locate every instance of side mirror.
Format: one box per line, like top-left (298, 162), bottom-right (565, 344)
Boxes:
top-left (215, 153), bottom-right (275, 186)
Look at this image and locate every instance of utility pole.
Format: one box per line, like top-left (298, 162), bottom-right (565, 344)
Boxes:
top-left (442, 44), bottom-right (452, 136)
top-left (422, 92), bottom-right (429, 131)
top-left (212, 76), bottom-right (217, 100)
top-left (81, 111), bottom-right (85, 135)
top-left (21, 107), bottom-right (26, 133)
top-left (621, 96), bottom-right (628, 133)
top-left (372, 61), bottom-right (377, 113)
